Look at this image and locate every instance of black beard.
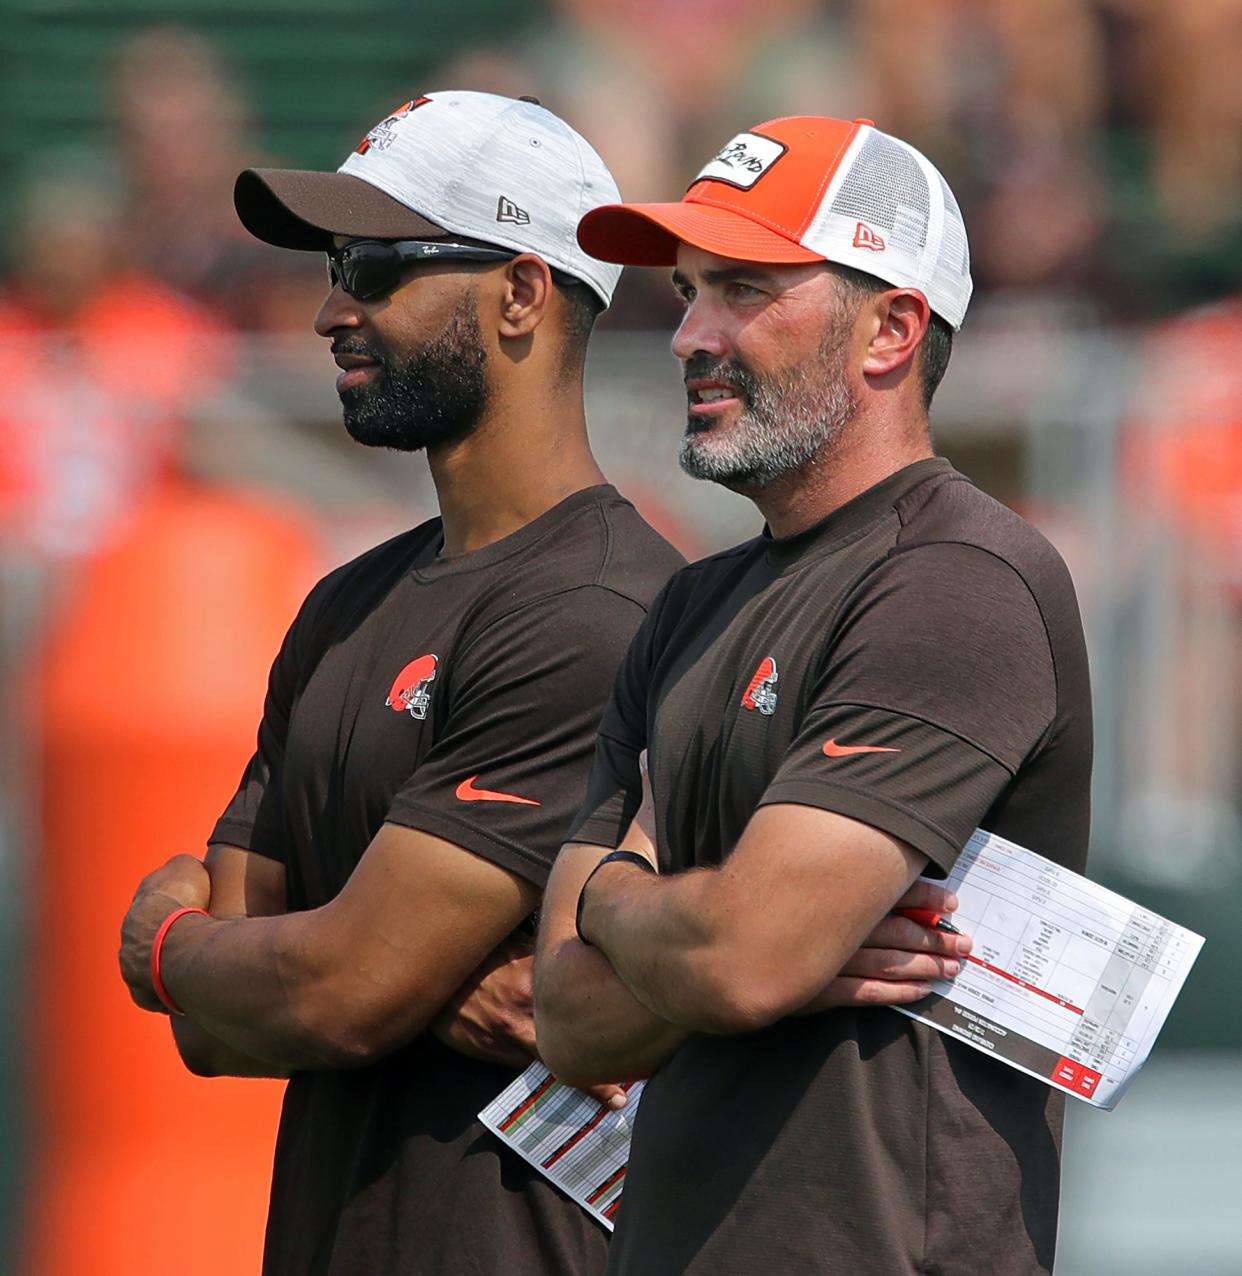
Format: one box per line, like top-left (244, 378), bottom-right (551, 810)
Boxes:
top-left (337, 295), bottom-right (487, 452)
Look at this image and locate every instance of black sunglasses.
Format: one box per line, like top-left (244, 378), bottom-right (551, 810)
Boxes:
top-left (325, 239), bottom-right (517, 301)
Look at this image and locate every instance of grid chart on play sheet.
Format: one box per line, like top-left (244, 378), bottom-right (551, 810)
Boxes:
top-left (897, 829), bottom-right (1203, 1109)
top-left (480, 1065), bottom-right (646, 1230)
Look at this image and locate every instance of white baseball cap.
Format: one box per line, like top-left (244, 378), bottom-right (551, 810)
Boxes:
top-left (577, 116), bottom-right (972, 328)
top-left (234, 90), bottom-right (623, 308)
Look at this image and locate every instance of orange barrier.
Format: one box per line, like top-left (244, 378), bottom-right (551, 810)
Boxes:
top-left (21, 479), bottom-right (322, 1276)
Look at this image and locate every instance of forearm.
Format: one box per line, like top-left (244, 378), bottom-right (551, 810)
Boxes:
top-left (534, 929), bottom-right (688, 1087)
top-left (580, 817), bottom-right (926, 1035)
top-left (535, 839), bottom-right (688, 1085)
top-left (128, 828), bottom-right (541, 1073)
top-left (159, 910), bottom-right (389, 1071)
top-left (579, 863), bottom-right (753, 1033)
top-left (170, 1016), bottom-right (290, 1079)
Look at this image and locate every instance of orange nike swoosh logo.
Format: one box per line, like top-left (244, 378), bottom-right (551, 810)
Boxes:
top-left (455, 775), bottom-right (541, 805)
top-left (822, 738), bottom-right (901, 758)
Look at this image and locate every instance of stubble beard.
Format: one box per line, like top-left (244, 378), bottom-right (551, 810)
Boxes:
top-left (337, 293), bottom-right (488, 453)
top-left (678, 318), bottom-right (857, 493)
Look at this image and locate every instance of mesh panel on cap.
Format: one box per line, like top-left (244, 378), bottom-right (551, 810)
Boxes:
top-left (828, 132), bottom-right (930, 248)
top-left (937, 173), bottom-right (970, 278)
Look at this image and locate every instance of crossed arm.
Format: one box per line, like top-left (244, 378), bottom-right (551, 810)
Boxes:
top-left (536, 802), bottom-right (969, 1087)
top-left (122, 807), bottom-right (964, 1087)
top-left (120, 822), bottom-right (542, 1075)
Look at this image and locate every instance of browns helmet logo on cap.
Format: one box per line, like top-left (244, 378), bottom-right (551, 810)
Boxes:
top-left (355, 96), bottom-right (432, 156)
top-left (386, 653), bottom-right (439, 719)
top-left (741, 655), bottom-right (779, 714)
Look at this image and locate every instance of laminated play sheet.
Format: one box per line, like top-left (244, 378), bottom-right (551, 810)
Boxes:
top-left (480, 1065), bottom-right (644, 1230)
top-left (894, 828), bottom-right (1204, 1109)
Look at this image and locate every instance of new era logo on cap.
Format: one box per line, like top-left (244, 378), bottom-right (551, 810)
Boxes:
top-left (853, 221), bottom-right (885, 251)
top-left (497, 196), bottom-right (530, 225)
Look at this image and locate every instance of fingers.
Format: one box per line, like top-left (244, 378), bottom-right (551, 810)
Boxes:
top-left (893, 879), bottom-right (958, 914)
top-left (826, 976), bottom-right (937, 1007)
top-left (581, 1081), bottom-right (630, 1111)
top-left (865, 914), bottom-right (973, 958)
top-left (838, 946), bottom-right (963, 983)
top-left (504, 1015), bottom-right (539, 1058)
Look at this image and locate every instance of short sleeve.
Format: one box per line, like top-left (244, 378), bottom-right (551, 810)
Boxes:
top-left (210, 577), bottom-right (333, 863)
top-left (564, 578), bottom-right (671, 849)
top-left (759, 543), bottom-right (1058, 874)
top-left (384, 587), bottom-right (649, 887)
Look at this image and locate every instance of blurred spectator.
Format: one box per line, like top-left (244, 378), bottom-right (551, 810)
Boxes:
top-left (1126, 294), bottom-right (1242, 587)
top-left (1094, 0), bottom-right (1242, 313)
top-left (0, 170), bottom-right (231, 561)
top-left (1129, 0), bottom-right (1242, 243)
top-left (858, 0), bottom-right (1108, 323)
top-left (111, 27), bottom-right (324, 330)
top-left (1115, 292), bottom-right (1242, 881)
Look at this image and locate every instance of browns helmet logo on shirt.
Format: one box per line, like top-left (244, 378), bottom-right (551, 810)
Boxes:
top-left (386, 653), bottom-right (438, 719)
top-left (740, 655), bottom-right (778, 715)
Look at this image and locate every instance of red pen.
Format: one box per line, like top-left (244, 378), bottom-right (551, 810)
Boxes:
top-left (897, 907), bottom-right (961, 935)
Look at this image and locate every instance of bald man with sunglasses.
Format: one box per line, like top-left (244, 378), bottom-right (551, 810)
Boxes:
top-left (117, 93), bottom-right (962, 1276)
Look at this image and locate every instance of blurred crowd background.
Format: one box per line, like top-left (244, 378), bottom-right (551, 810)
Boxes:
top-left (1, 1), bottom-right (1239, 1272)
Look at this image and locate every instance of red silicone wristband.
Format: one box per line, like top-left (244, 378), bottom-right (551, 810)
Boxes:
top-left (150, 907), bottom-right (209, 1016)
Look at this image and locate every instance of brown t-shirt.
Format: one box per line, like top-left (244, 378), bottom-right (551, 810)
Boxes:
top-left (211, 486), bottom-right (684, 1276)
top-left (570, 458), bottom-right (1093, 1276)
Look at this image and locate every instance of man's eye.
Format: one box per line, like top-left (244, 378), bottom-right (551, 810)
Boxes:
top-left (726, 282), bottom-right (762, 300)
top-left (675, 286), bottom-right (696, 306)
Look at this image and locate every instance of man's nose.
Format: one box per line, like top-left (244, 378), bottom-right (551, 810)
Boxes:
top-left (313, 283), bottom-right (365, 338)
top-left (671, 300), bottom-right (729, 362)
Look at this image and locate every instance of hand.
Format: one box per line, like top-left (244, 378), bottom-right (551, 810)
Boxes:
top-left (433, 931), bottom-right (630, 1110)
top-left (797, 880), bottom-right (972, 1014)
top-left (432, 930), bottom-right (537, 1067)
top-left (118, 854), bottom-right (211, 1013)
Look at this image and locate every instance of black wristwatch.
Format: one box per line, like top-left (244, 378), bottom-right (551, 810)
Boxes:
top-left (575, 850), bottom-right (657, 945)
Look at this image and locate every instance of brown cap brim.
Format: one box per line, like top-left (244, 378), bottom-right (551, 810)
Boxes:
top-left (234, 168), bottom-right (445, 250)
top-left (578, 200), bottom-right (824, 267)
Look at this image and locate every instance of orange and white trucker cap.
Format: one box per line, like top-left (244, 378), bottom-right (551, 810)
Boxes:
top-left (234, 91), bottom-right (623, 308)
top-left (577, 116), bottom-right (972, 329)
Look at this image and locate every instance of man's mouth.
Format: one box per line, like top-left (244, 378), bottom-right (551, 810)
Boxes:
top-left (333, 350), bottom-right (382, 393)
top-left (686, 378), bottom-right (744, 418)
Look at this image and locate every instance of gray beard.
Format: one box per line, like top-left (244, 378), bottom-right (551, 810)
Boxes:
top-left (678, 324), bottom-right (857, 493)
top-left (338, 293), bottom-right (488, 453)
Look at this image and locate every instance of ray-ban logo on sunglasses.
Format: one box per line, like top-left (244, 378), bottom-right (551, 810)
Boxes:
top-left (327, 240), bottom-right (518, 300)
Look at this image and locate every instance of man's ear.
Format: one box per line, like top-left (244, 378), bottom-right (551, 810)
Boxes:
top-left (496, 254), bottom-right (554, 340)
top-left (861, 289), bottom-right (930, 381)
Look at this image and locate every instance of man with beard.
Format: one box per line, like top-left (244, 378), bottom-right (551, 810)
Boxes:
top-left (115, 94), bottom-right (957, 1276)
top-left (112, 91), bottom-right (682, 1276)
top-left (536, 117), bottom-right (1093, 1275)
